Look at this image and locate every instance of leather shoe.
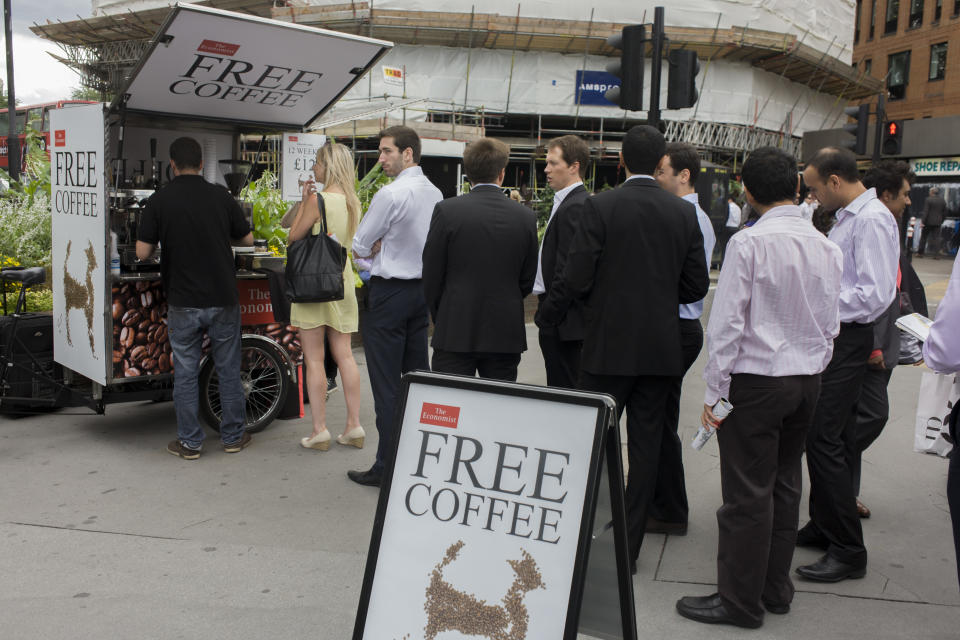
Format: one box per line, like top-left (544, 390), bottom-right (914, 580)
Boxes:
top-left (795, 523), bottom-right (829, 550)
top-left (795, 554), bottom-right (866, 583)
top-left (347, 467), bottom-right (383, 487)
top-left (762, 599), bottom-right (790, 615)
top-left (856, 498), bottom-right (871, 519)
top-left (676, 594), bottom-right (761, 629)
top-left (646, 517), bottom-right (688, 536)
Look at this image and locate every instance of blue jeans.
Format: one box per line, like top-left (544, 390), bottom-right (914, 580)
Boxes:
top-left (167, 305), bottom-right (246, 449)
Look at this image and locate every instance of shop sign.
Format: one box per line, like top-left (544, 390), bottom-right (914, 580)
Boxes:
top-left (116, 5), bottom-right (392, 129)
top-left (910, 157), bottom-right (960, 177)
top-left (382, 65), bottom-right (404, 86)
top-left (354, 372), bottom-right (637, 640)
top-left (280, 132), bottom-right (327, 202)
top-left (49, 104), bottom-right (108, 385)
top-left (574, 70), bottom-right (620, 107)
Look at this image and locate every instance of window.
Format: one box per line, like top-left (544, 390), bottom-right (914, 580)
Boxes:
top-left (886, 0), bottom-right (900, 33)
top-left (910, 0), bottom-right (924, 26)
top-left (865, 58), bottom-right (874, 75)
top-left (856, 0), bottom-right (863, 41)
top-left (955, 0), bottom-right (959, 16)
top-left (935, 0), bottom-right (943, 20)
top-left (930, 42), bottom-right (948, 79)
top-left (870, 0), bottom-right (878, 37)
top-left (888, 50), bottom-right (911, 99)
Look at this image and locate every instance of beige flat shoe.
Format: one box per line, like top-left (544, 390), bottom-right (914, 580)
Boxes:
top-left (301, 431), bottom-right (331, 451)
top-left (336, 426), bottom-right (365, 449)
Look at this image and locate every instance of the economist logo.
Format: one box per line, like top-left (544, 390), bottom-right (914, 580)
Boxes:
top-left (288, 135), bottom-right (298, 142)
top-left (54, 130), bottom-right (66, 147)
top-left (420, 403), bottom-right (460, 428)
top-left (197, 39), bottom-right (240, 56)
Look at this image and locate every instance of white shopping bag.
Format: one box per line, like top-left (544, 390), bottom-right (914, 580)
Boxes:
top-left (914, 372), bottom-right (960, 457)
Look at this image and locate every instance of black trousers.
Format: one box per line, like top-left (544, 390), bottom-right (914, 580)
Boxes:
top-left (717, 373), bottom-right (821, 624)
top-left (919, 224), bottom-right (941, 256)
top-left (431, 349), bottom-right (521, 382)
top-left (361, 277), bottom-right (430, 472)
top-left (718, 226), bottom-right (737, 266)
top-left (948, 402), bottom-right (960, 592)
top-left (579, 371), bottom-right (675, 563)
top-left (804, 323), bottom-right (874, 567)
top-left (649, 318), bottom-right (703, 524)
top-left (538, 329), bottom-right (582, 389)
top-left (852, 366), bottom-right (894, 496)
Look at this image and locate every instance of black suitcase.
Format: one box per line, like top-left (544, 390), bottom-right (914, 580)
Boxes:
top-left (0, 313), bottom-right (62, 406)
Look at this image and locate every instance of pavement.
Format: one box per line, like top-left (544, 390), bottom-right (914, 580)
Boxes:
top-left (1, 255), bottom-right (958, 640)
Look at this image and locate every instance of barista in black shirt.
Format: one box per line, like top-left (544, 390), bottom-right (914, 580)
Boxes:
top-left (137, 136), bottom-right (253, 459)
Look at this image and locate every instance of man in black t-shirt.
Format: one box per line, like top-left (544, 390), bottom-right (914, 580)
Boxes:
top-left (137, 136), bottom-right (253, 459)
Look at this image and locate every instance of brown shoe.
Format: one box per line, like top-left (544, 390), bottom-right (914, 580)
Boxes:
top-left (856, 498), bottom-right (871, 519)
top-left (167, 440), bottom-right (201, 460)
top-left (223, 431), bottom-right (252, 453)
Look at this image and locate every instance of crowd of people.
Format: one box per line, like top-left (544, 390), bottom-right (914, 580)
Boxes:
top-left (141, 128), bottom-right (960, 630)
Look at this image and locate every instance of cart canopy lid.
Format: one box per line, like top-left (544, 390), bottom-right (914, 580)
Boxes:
top-left (111, 2), bottom-right (393, 131)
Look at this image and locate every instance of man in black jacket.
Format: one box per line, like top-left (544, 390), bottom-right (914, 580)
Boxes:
top-left (534, 135), bottom-right (590, 388)
top-left (537, 125), bottom-right (709, 569)
top-left (422, 138), bottom-right (538, 381)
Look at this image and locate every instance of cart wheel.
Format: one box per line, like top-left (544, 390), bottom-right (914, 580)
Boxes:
top-left (199, 337), bottom-right (290, 433)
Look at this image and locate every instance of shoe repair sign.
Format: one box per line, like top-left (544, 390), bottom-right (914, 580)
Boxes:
top-left (114, 4), bottom-right (392, 130)
top-left (354, 372), bottom-right (622, 640)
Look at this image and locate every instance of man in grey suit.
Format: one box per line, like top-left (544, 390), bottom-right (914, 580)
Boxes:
top-left (920, 187), bottom-right (947, 258)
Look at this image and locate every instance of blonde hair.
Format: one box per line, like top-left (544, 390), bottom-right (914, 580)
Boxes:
top-left (316, 142), bottom-right (361, 236)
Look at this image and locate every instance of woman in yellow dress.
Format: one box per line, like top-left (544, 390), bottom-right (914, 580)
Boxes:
top-left (288, 143), bottom-right (364, 450)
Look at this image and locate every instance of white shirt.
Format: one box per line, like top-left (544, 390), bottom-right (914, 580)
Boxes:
top-left (923, 251), bottom-right (960, 374)
top-left (703, 205), bottom-right (843, 406)
top-left (533, 181), bottom-right (584, 295)
top-left (352, 166), bottom-right (443, 280)
top-left (679, 192), bottom-right (716, 320)
top-left (827, 188), bottom-right (900, 324)
top-left (798, 200), bottom-right (816, 221)
top-left (726, 201), bottom-right (741, 228)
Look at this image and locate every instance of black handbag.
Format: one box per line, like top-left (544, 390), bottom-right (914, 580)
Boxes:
top-left (284, 194), bottom-right (347, 303)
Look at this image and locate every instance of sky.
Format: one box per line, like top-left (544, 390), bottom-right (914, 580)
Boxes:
top-left (1, 0), bottom-right (97, 105)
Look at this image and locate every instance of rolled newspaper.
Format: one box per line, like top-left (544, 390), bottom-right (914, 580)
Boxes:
top-left (691, 398), bottom-right (734, 450)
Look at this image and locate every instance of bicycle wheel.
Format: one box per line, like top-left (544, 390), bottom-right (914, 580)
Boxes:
top-left (199, 337), bottom-right (290, 433)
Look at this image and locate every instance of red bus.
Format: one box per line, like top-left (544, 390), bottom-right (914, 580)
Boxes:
top-left (0, 100), bottom-right (98, 171)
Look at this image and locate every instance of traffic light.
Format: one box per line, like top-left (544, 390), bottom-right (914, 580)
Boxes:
top-left (667, 50), bottom-right (700, 109)
top-left (882, 120), bottom-right (904, 155)
top-left (841, 103), bottom-right (870, 156)
top-left (604, 24), bottom-right (645, 111)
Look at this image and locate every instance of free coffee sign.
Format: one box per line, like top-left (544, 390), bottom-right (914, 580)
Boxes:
top-left (355, 373), bottom-right (622, 640)
top-left (116, 4), bottom-right (392, 129)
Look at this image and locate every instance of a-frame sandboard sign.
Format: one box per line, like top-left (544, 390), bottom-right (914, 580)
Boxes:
top-left (352, 372), bottom-right (638, 640)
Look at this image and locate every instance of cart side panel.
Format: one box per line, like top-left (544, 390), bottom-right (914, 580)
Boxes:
top-left (50, 104), bottom-right (109, 386)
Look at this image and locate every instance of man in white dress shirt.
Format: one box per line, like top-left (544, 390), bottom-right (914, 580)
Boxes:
top-left (677, 146), bottom-right (842, 629)
top-left (795, 147), bottom-right (900, 582)
top-left (649, 142), bottom-right (716, 535)
top-left (349, 126), bottom-right (443, 487)
top-left (717, 195), bottom-right (741, 267)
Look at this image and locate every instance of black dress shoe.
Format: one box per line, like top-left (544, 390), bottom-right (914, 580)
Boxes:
top-left (347, 467), bottom-right (383, 487)
top-left (676, 594), bottom-right (761, 629)
top-left (645, 517), bottom-right (688, 536)
top-left (795, 523), bottom-right (829, 550)
top-left (762, 599), bottom-right (790, 615)
top-left (795, 554), bottom-right (866, 583)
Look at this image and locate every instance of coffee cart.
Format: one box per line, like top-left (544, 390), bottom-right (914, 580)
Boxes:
top-left (42, 3), bottom-right (391, 431)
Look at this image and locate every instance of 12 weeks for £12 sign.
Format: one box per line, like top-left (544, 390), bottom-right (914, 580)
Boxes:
top-left (355, 373), bottom-right (610, 640)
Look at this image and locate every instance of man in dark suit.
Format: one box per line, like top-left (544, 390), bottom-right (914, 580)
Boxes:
top-left (537, 125), bottom-right (710, 569)
top-left (422, 138), bottom-right (539, 381)
top-left (534, 135), bottom-right (590, 388)
top-left (920, 187), bottom-right (947, 258)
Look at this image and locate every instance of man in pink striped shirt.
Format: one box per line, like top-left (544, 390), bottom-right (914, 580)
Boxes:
top-left (677, 147), bottom-right (842, 629)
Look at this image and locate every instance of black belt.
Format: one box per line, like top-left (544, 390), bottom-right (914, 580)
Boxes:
top-left (840, 321), bottom-right (874, 329)
top-left (369, 276), bottom-right (421, 284)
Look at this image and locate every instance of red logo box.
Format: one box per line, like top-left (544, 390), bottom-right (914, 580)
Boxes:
top-left (197, 39), bottom-right (240, 56)
top-left (54, 130), bottom-right (66, 147)
top-left (288, 135), bottom-right (298, 142)
top-left (420, 403), bottom-right (460, 428)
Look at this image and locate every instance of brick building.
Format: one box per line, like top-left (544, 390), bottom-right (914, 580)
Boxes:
top-left (853, 0), bottom-right (960, 119)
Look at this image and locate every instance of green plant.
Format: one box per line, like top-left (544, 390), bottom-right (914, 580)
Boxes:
top-left (356, 162), bottom-right (391, 212)
top-left (0, 190), bottom-right (52, 269)
top-left (239, 170), bottom-right (289, 255)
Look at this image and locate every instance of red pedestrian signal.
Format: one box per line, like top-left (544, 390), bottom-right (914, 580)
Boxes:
top-left (888, 122), bottom-right (898, 136)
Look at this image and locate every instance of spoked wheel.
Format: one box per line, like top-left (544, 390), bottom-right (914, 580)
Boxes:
top-left (199, 337), bottom-right (290, 433)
